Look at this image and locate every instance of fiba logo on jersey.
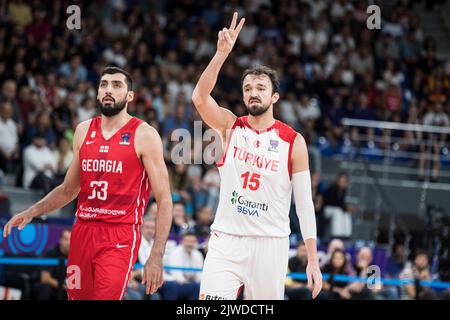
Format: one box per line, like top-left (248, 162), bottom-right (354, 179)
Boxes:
top-left (268, 139), bottom-right (279, 152)
top-left (90, 131), bottom-right (96, 138)
top-left (119, 132), bottom-right (131, 145)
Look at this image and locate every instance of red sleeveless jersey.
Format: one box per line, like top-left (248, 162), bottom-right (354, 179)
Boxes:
top-left (76, 116), bottom-right (151, 225)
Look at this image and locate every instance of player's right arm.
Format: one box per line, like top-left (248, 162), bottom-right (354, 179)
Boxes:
top-left (191, 12), bottom-right (245, 133)
top-left (3, 120), bottom-right (91, 238)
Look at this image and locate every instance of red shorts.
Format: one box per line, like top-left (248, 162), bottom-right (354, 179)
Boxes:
top-left (66, 221), bottom-right (141, 300)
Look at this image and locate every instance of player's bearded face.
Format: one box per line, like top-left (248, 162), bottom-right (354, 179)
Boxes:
top-left (242, 75), bottom-right (274, 117)
top-left (245, 97), bottom-right (271, 116)
top-left (97, 95), bottom-right (127, 117)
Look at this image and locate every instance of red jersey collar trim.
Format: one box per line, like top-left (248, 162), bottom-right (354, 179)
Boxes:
top-left (242, 116), bottom-right (278, 134)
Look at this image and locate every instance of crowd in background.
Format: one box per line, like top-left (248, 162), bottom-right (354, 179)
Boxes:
top-left (0, 0), bottom-right (449, 299)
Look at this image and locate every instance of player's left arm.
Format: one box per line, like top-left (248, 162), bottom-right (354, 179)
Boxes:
top-left (136, 123), bottom-right (173, 295)
top-left (291, 133), bottom-right (323, 299)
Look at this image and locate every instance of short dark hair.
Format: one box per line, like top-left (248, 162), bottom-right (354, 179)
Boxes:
top-left (100, 66), bottom-right (133, 91)
top-left (241, 65), bottom-right (280, 94)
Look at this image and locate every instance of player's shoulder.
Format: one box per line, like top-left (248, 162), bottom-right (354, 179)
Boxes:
top-left (274, 119), bottom-right (299, 143)
top-left (75, 117), bottom-right (97, 134)
top-left (135, 121), bottom-right (161, 143)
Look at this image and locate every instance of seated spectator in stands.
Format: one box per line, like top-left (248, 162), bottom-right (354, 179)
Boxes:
top-left (33, 229), bottom-right (71, 300)
top-left (350, 92), bottom-right (376, 146)
top-left (201, 165), bottom-right (220, 212)
top-left (347, 246), bottom-right (377, 299)
top-left (419, 101), bottom-right (449, 182)
top-left (22, 133), bottom-right (58, 193)
top-left (323, 95), bottom-right (347, 147)
top-left (77, 97), bottom-right (97, 122)
top-left (124, 218), bottom-right (161, 300)
top-left (311, 172), bottom-right (326, 238)
top-left (399, 249), bottom-right (439, 300)
top-left (169, 163), bottom-right (192, 209)
top-left (349, 246), bottom-right (397, 300)
top-left (320, 248), bottom-right (353, 299)
top-left (0, 170), bottom-right (11, 214)
top-left (144, 201), bottom-right (158, 220)
top-left (296, 93), bottom-right (321, 125)
top-left (160, 232), bottom-right (204, 300)
top-left (322, 173), bottom-right (356, 238)
top-left (170, 201), bottom-right (189, 236)
top-left (192, 207), bottom-right (213, 237)
top-left (57, 54), bottom-right (88, 88)
top-left (52, 92), bottom-right (78, 140)
top-left (25, 110), bottom-right (57, 148)
top-left (0, 79), bottom-right (21, 122)
top-left (52, 137), bottom-right (73, 186)
top-left (0, 101), bottom-right (19, 173)
top-left (162, 104), bottom-right (192, 138)
top-left (285, 242), bottom-right (312, 300)
top-left (320, 238), bottom-right (355, 274)
top-left (386, 243), bottom-right (407, 279)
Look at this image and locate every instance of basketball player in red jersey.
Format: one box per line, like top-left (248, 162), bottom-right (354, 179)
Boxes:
top-left (192, 13), bottom-right (322, 299)
top-left (3, 67), bottom-right (173, 300)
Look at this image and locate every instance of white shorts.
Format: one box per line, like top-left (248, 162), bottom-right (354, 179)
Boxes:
top-left (199, 231), bottom-right (289, 300)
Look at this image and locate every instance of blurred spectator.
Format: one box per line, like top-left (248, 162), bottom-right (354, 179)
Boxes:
top-left (52, 137), bottom-right (74, 185)
top-left (349, 45), bottom-right (374, 77)
top-left (33, 229), bottom-right (71, 300)
top-left (160, 232), bottom-right (204, 300)
top-left (77, 97), bottom-right (97, 122)
top-left (285, 242), bottom-right (312, 300)
top-left (58, 54), bottom-right (88, 89)
top-left (22, 133), bottom-right (57, 192)
top-left (419, 102), bottom-right (449, 181)
top-left (8, 0), bottom-right (33, 29)
top-left (399, 249), bottom-right (439, 300)
top-left (296, 93), bottom-right (321, 125)
top-left (170, 201), bottom-right (189, 236)
top-left (201, 165), bottom-right (220, 212)
top-left (25, 111), bottom-right (57, 148)
top-left (386, 243), bottom-right (407, 279)
top-left (103, 9), bottom-right (129, 40)
top-left (191, 207), bottom-right (213, 237)
top-left (346, 246), bottom-right (377, 299)
top-left (138, 218), bottom-right (156, 266)
top-left (124, 217), bottom-right (161, 300)
top-left (322, 173), bottom-right (356, 238)
top-left (0, 79), bottom-right (21, 122)
top-left (0, 101), bottom-right (19, 173)
top-left (320, 248), bottom-right (352, 300)
top-left (162, 104), bottom-right (191, 138)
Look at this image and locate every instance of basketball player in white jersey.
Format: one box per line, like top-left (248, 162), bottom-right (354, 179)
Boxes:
top-left (192, 12), bottom-right (322, 300)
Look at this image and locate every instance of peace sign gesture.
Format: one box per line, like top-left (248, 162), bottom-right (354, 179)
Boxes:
top-left (217, 12), bottom-right (245, 56)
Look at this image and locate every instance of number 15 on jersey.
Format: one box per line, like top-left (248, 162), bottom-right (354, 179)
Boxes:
top-left (241, 172), bottom-right (261, 191)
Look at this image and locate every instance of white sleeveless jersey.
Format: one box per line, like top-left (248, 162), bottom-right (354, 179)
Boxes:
top-left (211, 116), bottom-right (298, 237)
